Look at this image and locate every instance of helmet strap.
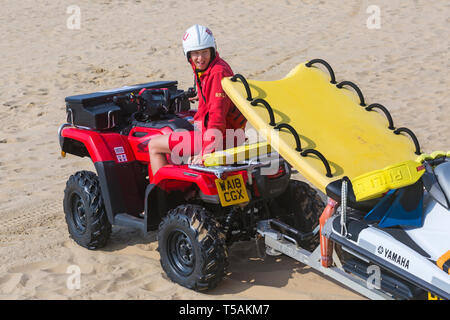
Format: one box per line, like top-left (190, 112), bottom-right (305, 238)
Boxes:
top-left (209, 47), bottom-right (216, 62)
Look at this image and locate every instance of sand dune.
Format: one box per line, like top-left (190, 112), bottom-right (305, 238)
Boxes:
top-left (0, 0), bottom-right (448, 300)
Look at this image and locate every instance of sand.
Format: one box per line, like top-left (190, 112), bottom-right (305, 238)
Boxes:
top-left (0, 0), bottom-right (448, 300)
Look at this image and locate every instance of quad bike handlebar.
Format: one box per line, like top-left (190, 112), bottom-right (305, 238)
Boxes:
top-left (114, 87), bottom-right (195, 123)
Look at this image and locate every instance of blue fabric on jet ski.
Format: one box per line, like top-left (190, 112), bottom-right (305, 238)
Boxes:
top-left (378, 181), bottom-right (424, 228)
top-left (364, 189), bottom-right (397, 221)
top-left (364, 181), bottom-right (425, 228)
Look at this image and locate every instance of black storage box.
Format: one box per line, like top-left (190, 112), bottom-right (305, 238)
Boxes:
top-left (65, 81), bottom-right (179, 130)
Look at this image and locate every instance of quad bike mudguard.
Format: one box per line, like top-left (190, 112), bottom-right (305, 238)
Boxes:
top-left (60, 126), bottom-right (147, 223)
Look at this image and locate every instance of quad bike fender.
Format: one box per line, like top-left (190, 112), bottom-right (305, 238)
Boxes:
top-left (59, 125), bottom-right (136, 163)
top-left (150, 165), bottom-right (250, 195)
top-left (60, 125), bottom-right (145, 223)
top-left (150, 165), bottom-right (220, 195)
top-left (145, 166), bottom-right (249, 226)
top-left (144, 166), bottom-right (218, 229)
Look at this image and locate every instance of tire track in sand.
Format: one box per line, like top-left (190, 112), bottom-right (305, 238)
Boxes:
top-left (0, 200), bottom-right (62, 235)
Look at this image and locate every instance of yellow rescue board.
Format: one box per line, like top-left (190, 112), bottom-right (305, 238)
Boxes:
top-left (203, 141), bottom-right (271, 167)
top-left (221, 62), bottom-right (419, 194)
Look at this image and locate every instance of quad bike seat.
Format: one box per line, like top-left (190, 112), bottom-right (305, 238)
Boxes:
top-left (132, 113), bottom-right (194, 132)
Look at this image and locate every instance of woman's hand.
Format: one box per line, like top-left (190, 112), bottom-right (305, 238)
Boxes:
top-left (188, 94), bottom-right (199, 103)
top-left (188, 154), bottom-right (203, 165)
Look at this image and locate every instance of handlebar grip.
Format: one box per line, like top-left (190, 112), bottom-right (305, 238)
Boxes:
top-left (185, 87), bottom-right (197, 98)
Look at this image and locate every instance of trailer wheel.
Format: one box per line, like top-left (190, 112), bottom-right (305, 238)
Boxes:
top-left (63, 171), bottom-right (111, 250)
top-left (158, 204), bottom-right (228, 291)
top-left (271, 180), bottom-right (325, 251)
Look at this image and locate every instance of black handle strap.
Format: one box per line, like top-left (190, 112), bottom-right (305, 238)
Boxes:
top-left (274, 123), bottom-right (302, 151)
top-left (305, 59), bottom-right (337, 84)
top-left (230, 74), bottom-right (253, 101)
top-left (300, 149), bottom-right (333, 177)
top-left (336, 81), bottom-right (366, 106)
top-left (250, 99), bottom-right (276, 126)
top-left (394, 127), bottom-right (422, 155)
top-left (365, 103), bottom-right (395, 130)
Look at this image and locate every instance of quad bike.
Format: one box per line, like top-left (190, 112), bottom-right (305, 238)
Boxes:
top-left (59, 81), bottom-right (325, 291)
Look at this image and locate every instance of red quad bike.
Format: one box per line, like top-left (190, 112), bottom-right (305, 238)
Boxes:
top-left (59, 80), bottom-right (325, 291)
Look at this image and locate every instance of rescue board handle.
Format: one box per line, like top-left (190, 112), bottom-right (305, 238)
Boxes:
top-left (394, 127), bottom-right (422, 155)
top-left (366, 103), bottom-right (395, 130)
top-left (301, 149), bottom-right (333, 177)
top-left (231, 74), bottom-right (253, 101)
top-left (274, 123), bottom-right (302, 151)
top-left (251, 99), bottom-right (276, 126)
top-left (336, 81), bottom-right (366, 106)
top-left (305, 59), bottom-right (337, 84)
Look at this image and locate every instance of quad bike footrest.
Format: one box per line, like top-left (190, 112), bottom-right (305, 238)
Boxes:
top-left (114, 213), bottom-right (146, 232)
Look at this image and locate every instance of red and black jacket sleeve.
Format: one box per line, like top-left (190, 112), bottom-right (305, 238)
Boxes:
top-left (201, 70), bottom-right (233, 155)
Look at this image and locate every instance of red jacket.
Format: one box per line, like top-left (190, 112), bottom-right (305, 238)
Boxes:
top-left (191, 53), bottom-right (242, 155)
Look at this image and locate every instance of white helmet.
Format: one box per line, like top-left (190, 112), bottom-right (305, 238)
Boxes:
top-left (182, 24), bottom-right (216, 58)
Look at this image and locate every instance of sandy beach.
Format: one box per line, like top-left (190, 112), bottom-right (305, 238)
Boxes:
top-left (0, 0), bottom-right (448, 300)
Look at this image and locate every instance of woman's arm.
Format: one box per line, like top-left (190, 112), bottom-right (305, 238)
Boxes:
top-left (201, 71), bottom-right (233, 156)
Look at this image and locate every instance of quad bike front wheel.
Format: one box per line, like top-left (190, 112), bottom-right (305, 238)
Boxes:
top-left (270, 180), bottom-right (325, 251)
top-left (63, 171), bottom-right (111, 250)
top-left (158, 204), bottom-right (228, 291)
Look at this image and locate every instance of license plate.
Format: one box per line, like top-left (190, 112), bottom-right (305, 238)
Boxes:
top-left (215, 174), bottom-right (249, 207)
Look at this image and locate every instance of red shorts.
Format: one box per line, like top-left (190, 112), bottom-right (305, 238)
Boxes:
top-left (168, 130), bottom-right (244, 158)
top-left (168, 131), bottom-right (202, 157)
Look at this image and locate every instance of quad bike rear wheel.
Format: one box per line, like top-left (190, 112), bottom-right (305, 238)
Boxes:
top-left (158, 204), bottom-right (228, 291)
top-left (270, 180), bottom-right (325, 251)
top-left (63, 171), bottom-right (111, 250)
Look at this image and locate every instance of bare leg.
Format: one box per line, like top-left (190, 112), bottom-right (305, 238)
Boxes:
top-left (148, 134), bottom-right (171, 176)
